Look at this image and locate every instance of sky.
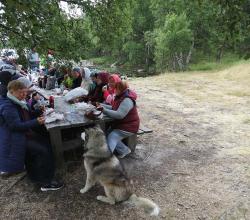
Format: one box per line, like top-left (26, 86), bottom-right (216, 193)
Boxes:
top-left (59, 1), bottom-right (83, 18)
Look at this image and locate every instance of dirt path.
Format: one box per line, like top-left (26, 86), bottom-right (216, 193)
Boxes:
top-left (0, 64), bottom-right (249, 219)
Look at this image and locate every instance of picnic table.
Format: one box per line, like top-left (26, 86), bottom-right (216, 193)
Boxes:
top-left (35, 88), bottom-right (112, 170)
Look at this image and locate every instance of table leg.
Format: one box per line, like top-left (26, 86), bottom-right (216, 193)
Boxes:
top-left (49, 129), bottom-right (65, 170)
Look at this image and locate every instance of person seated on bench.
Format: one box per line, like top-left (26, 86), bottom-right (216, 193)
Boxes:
top-left (88, 72), bottom-right (98, 95)
top-left (99, 80), bottom-right (140, 158)
top-left (74, 71), bottom-right (109, 104)
top-left (71, 67), bottom-right (83, 89)
top-left (0, 80), bottom-right (63, 191)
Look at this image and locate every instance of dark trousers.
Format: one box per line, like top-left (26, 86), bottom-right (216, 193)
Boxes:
top-left (25, 133), bottom-right (55, 185)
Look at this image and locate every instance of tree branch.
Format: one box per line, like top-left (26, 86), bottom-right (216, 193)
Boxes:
top-left (0, 23), bottom-right (30, 41)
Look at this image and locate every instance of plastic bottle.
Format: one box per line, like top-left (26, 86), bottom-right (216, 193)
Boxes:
top-left (49, 96), bottom-right (54, 108)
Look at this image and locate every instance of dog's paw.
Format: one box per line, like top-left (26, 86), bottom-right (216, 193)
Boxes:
top-left (80, 188), bottom-right (88, 194)
top-left (96, 195), bottom-right (104, 200)
top-left (97, 195), bottom-right (115, 205)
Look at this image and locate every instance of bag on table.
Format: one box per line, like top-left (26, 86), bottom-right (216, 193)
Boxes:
top-left (64, 87), bottom-right (88, 102)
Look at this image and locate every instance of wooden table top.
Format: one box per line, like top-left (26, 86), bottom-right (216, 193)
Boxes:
top-left (44, 95), bottom-right (112, 130)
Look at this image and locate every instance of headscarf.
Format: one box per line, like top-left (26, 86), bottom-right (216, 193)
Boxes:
top-left (72, 67), bottom-right (81, 74)
top-left (109, 74), bottom-right (121, 92)
top-left (83, 67), bottom-right (91, 81)
top-left (105, 74), bottom-right (121, 105)
top-left (97, 72), bottom-right (109, 85)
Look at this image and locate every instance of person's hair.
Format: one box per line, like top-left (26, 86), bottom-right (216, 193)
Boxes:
top-left (7, 80), bottom-right (26, 92)
top-left (32, 92), bottom-right (38, 98)
top-left (90, 72), bottom-right (98, 78)
top-left (72, 67), bottom-right (81, 74)
top-left (115, 80), bottom-right (129, 92)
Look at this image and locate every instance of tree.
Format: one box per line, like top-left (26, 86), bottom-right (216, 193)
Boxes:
top-left (0, 0), bottom-right (128, 64)
top-left (154, 13), bottom-right (193, 72)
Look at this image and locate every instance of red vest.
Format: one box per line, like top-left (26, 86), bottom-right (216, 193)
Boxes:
top-left (112, 89), bottom-right (140, 133)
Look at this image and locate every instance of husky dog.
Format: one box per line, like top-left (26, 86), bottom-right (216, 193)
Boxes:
top-left (80, 125), bottom-right (160, 216)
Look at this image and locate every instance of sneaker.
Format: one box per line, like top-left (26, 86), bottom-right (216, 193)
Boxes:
top-left (40, 181), bottom-right (64, 192)
top-left (117, 148), bottom-right (131, 159)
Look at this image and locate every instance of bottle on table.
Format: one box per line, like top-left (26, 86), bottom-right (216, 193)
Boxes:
top-left (49, 96), bottom-right (54, 108)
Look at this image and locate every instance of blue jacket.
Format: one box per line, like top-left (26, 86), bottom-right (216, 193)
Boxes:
top-left (0, 97), bottom-right (39, 173)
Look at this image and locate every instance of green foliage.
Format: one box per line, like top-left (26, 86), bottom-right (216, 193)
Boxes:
top-left (0, 0), bottom-right (249, 73)
top-left (154, 13), bottom-right (193, 72)
top-left (189, 54), bottom-right (243, 71)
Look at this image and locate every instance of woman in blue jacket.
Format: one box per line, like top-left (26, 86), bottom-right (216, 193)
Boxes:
top-left (0, 80), bottom-right (63, 191)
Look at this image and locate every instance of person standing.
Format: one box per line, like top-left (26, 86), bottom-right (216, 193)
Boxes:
top-left (28, 46), bottom-right (40, 71)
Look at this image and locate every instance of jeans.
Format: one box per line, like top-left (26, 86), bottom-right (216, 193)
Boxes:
top-left (107, 129), bottom-right (133, 155)
top-left (25, 133), bottom-right (55, 184)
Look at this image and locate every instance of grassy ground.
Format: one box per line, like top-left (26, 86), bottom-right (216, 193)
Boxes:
top-left (1, 62), bottom-right (250, 219)
top-left (189, 54), bottom-right (244, 71)
top-left (89, 54), bottom-right (246, 75)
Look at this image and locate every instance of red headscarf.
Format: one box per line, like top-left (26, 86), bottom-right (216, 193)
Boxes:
top-left (103, 74), bottom-right (122, 104)
top-left (108, 74), bottom-right (121, 93)
top-left (97, 72), bottom-right (109, 85)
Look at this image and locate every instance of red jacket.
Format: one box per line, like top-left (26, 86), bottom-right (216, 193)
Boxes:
top-left (112, 89), bottom-right (140, 133)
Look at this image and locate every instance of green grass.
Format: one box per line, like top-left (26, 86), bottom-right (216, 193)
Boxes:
top-left (89, 56), bottom-right (115, 66)
top-left (89, 54), bottom-right (249, 76)
top-left (189, 54), bottom-right (245, 71)
top-left (89, 56), bottom-right (139, 76)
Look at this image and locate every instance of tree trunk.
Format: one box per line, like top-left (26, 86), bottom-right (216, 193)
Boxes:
top-left (175, 52), bottom-right (183, 71)
top-left (186, 41), bottom-right (194, 67)
top-left (216, 46), bottom-right (224, 62)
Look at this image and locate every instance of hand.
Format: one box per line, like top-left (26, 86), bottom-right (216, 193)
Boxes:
top-left (37, 116), bottom-right (45, 125)
top-left (89, 101), bottom-right (100, 107)
top-left (96, 106), bottom-right (103, 112)
top-left (39, 105), bottom-right (46, 113)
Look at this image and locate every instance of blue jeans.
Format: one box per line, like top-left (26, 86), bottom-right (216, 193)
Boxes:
top-left (107, 129), bottom-right (133, 155)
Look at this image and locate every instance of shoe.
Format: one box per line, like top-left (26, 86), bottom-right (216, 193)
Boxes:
top-left (117, 149), bottom-right (131, 159)
top-left (40, 181), bottom-right (64, 192)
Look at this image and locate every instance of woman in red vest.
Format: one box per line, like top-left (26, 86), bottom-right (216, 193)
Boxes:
top-left (100, 81), bottom-right (140, 158)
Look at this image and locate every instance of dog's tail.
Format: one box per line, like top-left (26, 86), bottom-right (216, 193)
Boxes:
top-left (128, 194), bottom-right (160, 216)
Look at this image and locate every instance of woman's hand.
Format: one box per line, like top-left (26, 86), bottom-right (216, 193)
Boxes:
top-left (96, 106), bottom-right (104, 112)
top-left (37, 116), bottom-right (45, 125)
top-left (39, 105), bottom-right (46, 113)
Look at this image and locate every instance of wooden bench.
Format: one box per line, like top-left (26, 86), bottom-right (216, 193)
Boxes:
top-left (123, 126), bottom-right (153, 152)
